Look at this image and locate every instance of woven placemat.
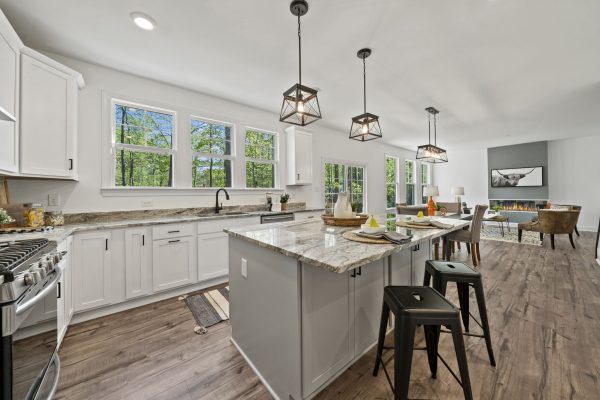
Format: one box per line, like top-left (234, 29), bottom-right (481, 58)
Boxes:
top-left (342, 230), bottom-right (391, 244)
top-left (396, 221), bottom-right (439, 230)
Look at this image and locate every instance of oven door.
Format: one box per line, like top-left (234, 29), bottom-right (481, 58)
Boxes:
top-left (11, 267), bottom-right (62, 400)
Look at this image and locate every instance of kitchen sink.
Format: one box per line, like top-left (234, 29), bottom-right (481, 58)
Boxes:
top-left (198, 211), bottom-right (250, 217)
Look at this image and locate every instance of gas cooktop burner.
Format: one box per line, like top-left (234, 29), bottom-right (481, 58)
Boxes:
top-left (0, 226), bottom-right (55, 235)
top-left (0, 238), bottom-right (54, 283)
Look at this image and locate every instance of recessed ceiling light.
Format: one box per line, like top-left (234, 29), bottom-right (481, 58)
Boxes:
top-left (130, 12), bottom-right (156, 31)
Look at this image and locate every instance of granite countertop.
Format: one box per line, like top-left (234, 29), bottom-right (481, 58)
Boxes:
top-left (224, 218), bottom-right (470, 273)
top-left (0, 208), bottom-right (325, 243)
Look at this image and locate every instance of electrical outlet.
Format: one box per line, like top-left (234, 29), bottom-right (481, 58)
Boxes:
top-left (241, 258), bottom-right (248, 278)
top-left (48, 193), bottom-right (60, 207)
top-left (141, 200), bottom-right (153, 208)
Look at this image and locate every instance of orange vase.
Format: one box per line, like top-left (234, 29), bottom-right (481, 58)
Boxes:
top-left (427, 196), bottom-right (436, 216)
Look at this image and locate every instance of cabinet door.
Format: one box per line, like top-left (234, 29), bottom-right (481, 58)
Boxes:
top-left (57, 265), bottom-right (67, 347)
top-left (389, 249), bottom-right (412, 285)
top-left (197, 232), bottom-right (228, 281)
top-left (152, 237), bottom-right (196, 292)
top-left (73, 231), bottom-right (112, 311)
top-left (295, 131), bottom-right (312, 184)
top-left (20, 54), bottom-right (77, 177)
top-left (125, 228), bottom-right (151, 299)
top-left (0, 19), bottom-right (19, 172)
top-left (411, 241), bottom-right (431, 285)
top-left (302, 265), bottom-right (353, 396)
top-left (353, 262), bottom-right (385, 356)
top-left (65, 236), bottom-right (74, 323)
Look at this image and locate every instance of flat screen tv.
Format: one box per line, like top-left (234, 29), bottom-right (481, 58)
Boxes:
top-left (491, 166), bottom-right (543, 187)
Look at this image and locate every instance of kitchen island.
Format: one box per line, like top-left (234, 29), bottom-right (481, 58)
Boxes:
top-left (225, 217), bottom-right (469, 400)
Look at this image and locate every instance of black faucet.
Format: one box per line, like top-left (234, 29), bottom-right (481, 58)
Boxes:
top-left (215, 188), bottom-right (230, 214)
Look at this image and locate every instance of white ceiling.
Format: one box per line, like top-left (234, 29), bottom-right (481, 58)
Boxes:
top-left (1, 0), bottom-right (599, 150)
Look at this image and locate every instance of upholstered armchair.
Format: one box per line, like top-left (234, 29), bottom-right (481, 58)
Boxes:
top-left (556, 205), bottom-right (582, 236)
top-left (518, 209), bottom-right (579, 249)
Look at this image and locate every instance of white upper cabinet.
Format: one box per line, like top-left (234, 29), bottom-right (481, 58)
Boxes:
top-left (285, 126), bottom-right (313, 185)
top-left (0, 9), bottom-right (23, 173)
top-left (19, 48), bottom-right (83, 179)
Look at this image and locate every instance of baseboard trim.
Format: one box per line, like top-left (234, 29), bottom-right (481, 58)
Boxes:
top-left (71, 276), bottom-right (227, 325)
top-left (230, 337), bottom-right (281, 400)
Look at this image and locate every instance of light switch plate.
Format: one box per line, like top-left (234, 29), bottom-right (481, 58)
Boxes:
top-left (241, 258), bottom-right (248, 278)
top-left (48, 193), bottom-right (60, 206)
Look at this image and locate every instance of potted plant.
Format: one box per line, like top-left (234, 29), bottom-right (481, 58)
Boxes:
top-left (280, 193), bottom-right (290, 211)
top-left (492, 205), bottom-right (502, 214)
top-left (0, 208), bottom-right (15, 228)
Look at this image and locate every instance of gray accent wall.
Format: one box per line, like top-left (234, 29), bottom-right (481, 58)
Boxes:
top-left (488, 141), bottom-right (549, 199)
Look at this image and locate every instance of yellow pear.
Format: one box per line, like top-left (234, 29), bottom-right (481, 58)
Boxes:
top-left (417, 211), bottom-right (424, 218)
top-left (369, 215), bottom-right (379, 228)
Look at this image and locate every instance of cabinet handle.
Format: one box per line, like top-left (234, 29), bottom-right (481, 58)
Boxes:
top-left (57, 282), bottom-right (61, 299)
top-left (168, 239), bottom-right (180, 243)
top-left (297, 173), bottom-right (300, 180)
top-left (357, 267), bottom-right (362, 276)
top-left (105, 238), bottom-right (109, 251)
top-left (168, 230), bottom-right (180, 234)
top-left (142, 235), bottom-right (145, 246)
top-left (68, 158), bottom-right (73, 170)
top-left (412, 244), bottom-right (420, 252)
top-left (351, 270), bottom-right (356, 278)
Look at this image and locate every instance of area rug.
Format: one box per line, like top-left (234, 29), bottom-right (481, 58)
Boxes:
top-left (182, 287), bottom-right (229, 334)
top-left (480, 225), bottom-right (542, 246)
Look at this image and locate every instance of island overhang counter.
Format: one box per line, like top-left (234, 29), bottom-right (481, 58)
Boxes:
top-left (224, 217), bottom-right (469, 400)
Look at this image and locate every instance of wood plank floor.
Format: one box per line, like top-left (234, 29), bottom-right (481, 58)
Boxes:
top-left (56, 232), bottom-right (600, 400)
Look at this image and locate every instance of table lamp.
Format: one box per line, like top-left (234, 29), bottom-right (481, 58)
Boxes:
top-left (452, 186), bottom-right (465, 205)
top-left (424, 185), bottom-right (439, 217)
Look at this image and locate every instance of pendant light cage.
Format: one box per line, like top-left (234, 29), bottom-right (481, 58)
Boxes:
top-left (349, 48), bottom-right (382, 142)
top-left (416, 106), bottom-right (448, 163)
top-left (279, 0), bottom-right (322, 126)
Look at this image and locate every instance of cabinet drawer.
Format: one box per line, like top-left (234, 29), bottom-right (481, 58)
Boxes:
top-left (196, 216), bottom-right (260, 235)
top-left (152, 223), bottom-right (194, 240)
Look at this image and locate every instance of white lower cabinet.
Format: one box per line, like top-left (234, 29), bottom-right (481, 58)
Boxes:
top-left (301, 260), bottom-right (384, 396)
top-left (197, 232), bottom-right (229, 281)
top-left (411, 241), bottom-right (431, 285)
top-left (73, 231), bottom-right (112, 312)
top-left (152, 236), bottom-right (196, 292)
top-left (57, 237), bottom-right (72, 347)
top-left (125, 227), bottom-right (151, 299)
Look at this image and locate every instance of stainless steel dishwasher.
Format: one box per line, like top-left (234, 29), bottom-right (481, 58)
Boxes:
top-left (260, 213), bottom-right (295, 224)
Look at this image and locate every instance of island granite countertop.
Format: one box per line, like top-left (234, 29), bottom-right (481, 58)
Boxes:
top-left (224, 217), bottom-right (469, 273)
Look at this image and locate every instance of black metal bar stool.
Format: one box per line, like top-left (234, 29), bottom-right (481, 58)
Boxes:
top-left (423, 260), bottom-right (496, 366)
top-left (372, 286), bottom-right (473, 400)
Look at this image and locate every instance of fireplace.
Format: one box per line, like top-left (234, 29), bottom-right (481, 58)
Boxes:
top-left (489, 199), bottom-right (547, 212)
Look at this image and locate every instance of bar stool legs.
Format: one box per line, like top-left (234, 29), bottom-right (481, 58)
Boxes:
top-left (473, 280), bottom-right (496, 366)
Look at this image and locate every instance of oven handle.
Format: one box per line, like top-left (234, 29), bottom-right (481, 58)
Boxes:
top-left (16, 268), bottom-right (62, 316)
top-left (46, 352), bottom-right (61, 400)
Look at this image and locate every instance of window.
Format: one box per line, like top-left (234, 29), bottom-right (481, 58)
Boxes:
top-left (386, 156), bottom-right (399, 209)
top-left (245, 129), bottom-right (276, 188)
top-left (191, 117), bottom-right (233, 188)
top-left (324, 161), bottom-right (366, 213)
top-left (404, 160), bottom-right (415, 205)
top-left (113, 101), bottom-right (175, 187)
top-left (420, 163), bottom-right (431, 204)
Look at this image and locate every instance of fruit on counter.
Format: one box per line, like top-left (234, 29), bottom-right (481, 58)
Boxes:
top-left (417, 211), bottom-right (424, 218)
top-left (368, 215), bottom-right (379, 228)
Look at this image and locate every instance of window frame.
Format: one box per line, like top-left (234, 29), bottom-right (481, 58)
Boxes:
top-left (385, 155), bottom-right (400, 211)
top-left (404, 159), bottom-right (416, 205)
top-left (322, 158), bottom-right (367, 213)
top-left (110, 98), bottom-right (177, 188)
top-left (243, 127), bottom-right (279, 189)
top-left (420, 162), bottom-right (432, 204)
top-left (190, 115), bottom-right (235, 188)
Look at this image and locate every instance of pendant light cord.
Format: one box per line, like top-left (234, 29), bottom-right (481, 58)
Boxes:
top-left (428, 112), bottom-right (431, 145)
top-left (298, 14), bottom-right (302, 85)
top-left (434, 113), bottom-right (437, 146)
top-left (363, 56), bottom-right (367, 114)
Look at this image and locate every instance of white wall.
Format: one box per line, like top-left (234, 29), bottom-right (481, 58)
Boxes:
top-left (6, 53), bottom-right (415, 214)
top-left (548, 136), bottom-right (600, 231)
top-left (432, 148), bottom-right (489, 208)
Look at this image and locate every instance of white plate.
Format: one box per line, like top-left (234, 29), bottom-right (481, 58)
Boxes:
top-left (413, 217), bottom-right (430, 223)
top-left (360, 224), bottom-right (386, 234)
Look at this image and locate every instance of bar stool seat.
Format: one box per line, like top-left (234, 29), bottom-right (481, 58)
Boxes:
top-left (423, 260), bottom-right (496, 366)
top-left (373, 286), bottom-right (473, 400)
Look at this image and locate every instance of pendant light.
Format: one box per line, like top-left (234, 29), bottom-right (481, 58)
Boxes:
top-left (279, 0), bottom-right (322, 126)
top-left (416, 106), bottom-right (448, 163)
top-left (349, 48), bottom-right (382, 142)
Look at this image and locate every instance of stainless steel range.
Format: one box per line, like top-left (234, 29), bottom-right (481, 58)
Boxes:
top-left (1, 238), bottom-right (64, 400)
